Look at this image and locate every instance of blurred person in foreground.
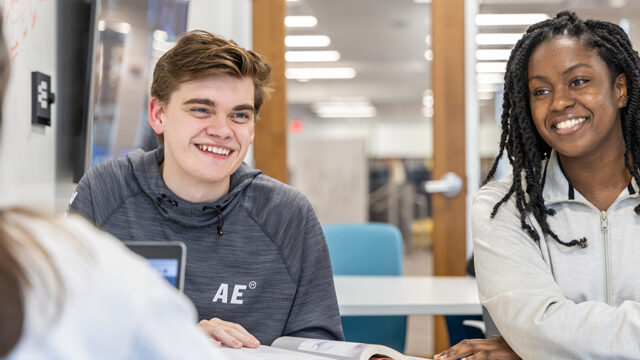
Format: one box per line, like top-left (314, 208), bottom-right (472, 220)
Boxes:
top-left (437, 11), bottom-right (640, 359)
top-left (0, 17), bottom-right (229, 360)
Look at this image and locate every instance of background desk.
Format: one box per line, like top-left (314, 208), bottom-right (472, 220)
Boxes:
top-left (334, 276), bottom-right (481, 316)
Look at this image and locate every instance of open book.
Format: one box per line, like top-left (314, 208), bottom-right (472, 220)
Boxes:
top-left (217, 336), bottom-right (428, 360)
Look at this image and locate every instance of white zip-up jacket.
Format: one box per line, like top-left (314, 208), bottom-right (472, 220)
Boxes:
top-left (473, 150), bottom-right (640, 359)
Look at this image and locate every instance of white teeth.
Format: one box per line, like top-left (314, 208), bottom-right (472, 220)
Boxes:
top-left (199, 145), bottom-right (230, 156)
top-left (556, 117), bottom-right (586, 130)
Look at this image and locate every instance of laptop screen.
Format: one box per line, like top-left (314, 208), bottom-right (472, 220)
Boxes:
top-left (124, 241), bottom-right (186, 292)
top-left (146, 258), bottom-right (180, 287)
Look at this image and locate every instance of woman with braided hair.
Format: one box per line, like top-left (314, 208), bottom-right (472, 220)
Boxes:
top-left (436, 11), bottom-right (640, 359)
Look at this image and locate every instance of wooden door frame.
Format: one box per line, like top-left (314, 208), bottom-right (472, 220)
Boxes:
top-left (432, 0), bottom-right (467, 353)
top-left (252, 0), bottom-right (288, 183)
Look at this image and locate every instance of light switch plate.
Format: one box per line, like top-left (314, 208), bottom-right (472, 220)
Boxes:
top-left (31, 71), bottom-right (54, 126)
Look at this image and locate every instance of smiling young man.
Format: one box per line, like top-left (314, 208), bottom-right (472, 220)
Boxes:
top-left (69, 30), bottom-right (343, 348)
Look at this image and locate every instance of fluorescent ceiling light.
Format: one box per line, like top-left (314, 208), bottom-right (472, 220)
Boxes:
top-left (153, 30), bottom-right (168, 41)
top-left (422, 90), bottom-right (434, 117)
top-left (285, 16), bottom-right (318, 28)
top-left (98, 21), bottom-right (131, 34)
top-left (320, 96), bottom-right (370, 103)
top-left (480, 0), bottom-right (563, 4)
top-left (424, 49), bottom-right (433, 61)
top-left (285, 67), bottom-right (356, 80)
top-left (422, 93), bottom-right (434, 107)
top-left (111, 22), bottom-right (131, 34)
top-left (286, 0), bottom-right (299, 2)
top-left (620, 18), bottom-right (630, 33)
top-left (414, 0), bottom-right (431, 3)
top-left (153, 40), bottom-right (175, 52)
top-left (477, 73), bottom-right (505, 84)
top-left (609, 0), bottom-right (626, 7)
top-left (476, 49), bottom-right (512, 61)
top-left (476, 33), bottom-right (522, 45)
top-left (285, 35), bottom-right (331, 47)
top-left (477, 83), bottom-right (498, 92)
top-left (312, 97), bottom-right (376, 118)
top-left (476, 62), bottom-right (507, 73)
top-left (315, 107), bottom-right (377, 118)
top-left (478, 92), bottom-right (495, 100)
top-left (285, 51), bottom-right (340, 62)
top-left (476, 14), bottom-right (550, 26)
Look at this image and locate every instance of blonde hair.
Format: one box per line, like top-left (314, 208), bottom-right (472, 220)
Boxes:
top-left (0, 208), bottom-right (66, 356)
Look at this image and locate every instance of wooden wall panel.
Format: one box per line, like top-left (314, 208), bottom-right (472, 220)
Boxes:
top-left (252, 0), bottom-right (288, 183)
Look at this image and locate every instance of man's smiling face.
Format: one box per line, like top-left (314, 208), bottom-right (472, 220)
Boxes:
top-left (149, 74), bottom-right (255, 200)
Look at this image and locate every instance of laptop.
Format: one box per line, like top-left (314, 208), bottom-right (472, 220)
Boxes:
top-left (124, 241), bottom-right (187, 292)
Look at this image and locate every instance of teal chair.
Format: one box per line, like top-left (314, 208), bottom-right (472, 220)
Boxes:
top-left (323, 223), bottom-right (406, 352)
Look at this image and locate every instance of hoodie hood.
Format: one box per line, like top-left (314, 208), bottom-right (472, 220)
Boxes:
top-left (127, 147), bottom-right (261, 228)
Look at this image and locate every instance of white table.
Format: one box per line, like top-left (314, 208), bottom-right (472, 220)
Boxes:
top-left (334, 275), bottom-right (482, 316)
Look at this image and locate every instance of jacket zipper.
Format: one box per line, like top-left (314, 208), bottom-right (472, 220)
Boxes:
top-left (600, 210), bottom-right (610, 304)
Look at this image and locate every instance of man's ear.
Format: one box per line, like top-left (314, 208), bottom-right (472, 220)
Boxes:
top-left (615, 73), bottom-right (628, 108)
top-left (148, 97), bottom-right (167, 135)
top-left (249, 123), bottom-right (255, 144)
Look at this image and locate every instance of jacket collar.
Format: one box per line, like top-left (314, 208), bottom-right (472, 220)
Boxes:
top-left (542, 149), bottom-right (638, 205)
top-left (128, 147), bottom-right (261, 227)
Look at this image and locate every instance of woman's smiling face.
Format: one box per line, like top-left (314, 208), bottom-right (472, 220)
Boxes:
top-left (527, 35), bottom-right (627, 161)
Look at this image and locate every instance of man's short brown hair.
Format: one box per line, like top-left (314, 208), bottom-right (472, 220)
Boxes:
top-left (150, 30), bottom-right (272, 145)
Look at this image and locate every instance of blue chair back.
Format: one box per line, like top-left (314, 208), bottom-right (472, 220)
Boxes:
top-left (323, 223), bottom-right (406, 352)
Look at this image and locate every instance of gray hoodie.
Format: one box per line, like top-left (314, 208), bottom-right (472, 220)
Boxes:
top-left (69, 147), bottom-right (344, 345)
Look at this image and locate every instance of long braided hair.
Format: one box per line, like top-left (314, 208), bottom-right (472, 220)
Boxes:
top-left (485, 11), bottom-right (640, 248)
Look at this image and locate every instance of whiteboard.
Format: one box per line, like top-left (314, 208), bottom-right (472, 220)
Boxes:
top-left (0, 0), bottom-right (57, 211)
top-left (290, 138), bottom-right (368, 224)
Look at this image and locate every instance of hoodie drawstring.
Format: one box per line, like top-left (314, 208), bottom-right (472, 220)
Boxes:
top-left (203, 205), bottom-right (224, 236)
top-left (155, 193), bottom-right (178, 208)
